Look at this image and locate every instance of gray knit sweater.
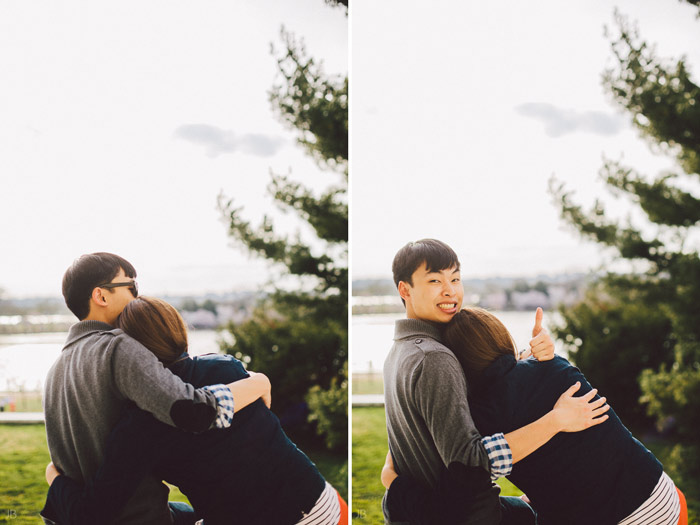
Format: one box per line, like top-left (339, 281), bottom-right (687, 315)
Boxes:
top-left (43, 320), bottom-right (219, 524)
top-left (382, 318), bottom-right (500, 525)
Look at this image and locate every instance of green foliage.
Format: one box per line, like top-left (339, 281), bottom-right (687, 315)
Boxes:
top-left (662, 443), bottom-right (700, 521)
top-left (304, 447), bottom-right (348, 501)
top-left (217, 31), bottom-right (347, 303)
top-left (180, 298), bottom-right (218, 315)
top-left (222, 300), bottom-right (346, 418)
top-left (306, 362), bottom-right (348, 452)
top-left (551, 283), bottom-right (674, 427)
top-left (219, 7), bottom-right (347, 451)
top-left (606, 12), bottom-right (700, 175)
top-left (271, 29), bottom-right (348, 173)
top-left (640, 366), bottom-right (700, 438)
top-left (324, 0), bottom-right (348, 11)
top-left (550, 4), bottom-right (700, 499)
top-left (640, 367), bottom-right (700, 521)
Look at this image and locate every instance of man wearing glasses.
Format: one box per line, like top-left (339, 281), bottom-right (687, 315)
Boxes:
top-left (42, 252), bottom-right (270, 525)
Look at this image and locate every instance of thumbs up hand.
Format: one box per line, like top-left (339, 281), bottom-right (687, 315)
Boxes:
top-left (522, 307), bottom-right (555, 362)
top-left (532, 306), bottom-right (544, 337)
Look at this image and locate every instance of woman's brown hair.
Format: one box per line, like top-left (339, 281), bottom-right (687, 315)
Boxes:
top-left (444, 307), bottom-right (517, 387)
top-left (116, 296), bottom-right (188, 365)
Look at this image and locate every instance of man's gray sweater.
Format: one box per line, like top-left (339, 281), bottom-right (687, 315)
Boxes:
top-left (43, 320), bottom-right (220, 524)
top-left (383, 318), bottom-right (500, 524)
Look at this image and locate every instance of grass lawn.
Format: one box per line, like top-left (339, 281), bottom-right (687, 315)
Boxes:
top-left (352, 407), bottom-right (699, 524)
top-left (0, 425), bottom-right (51, 524)
top-left (352, 407), bottom-right (522, 523)
top-left (0, 424), bottom-right (346, 524)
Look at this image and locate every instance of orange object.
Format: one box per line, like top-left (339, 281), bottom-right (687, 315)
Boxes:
top-left (337, 491), bottom-right (348, 525)
top-left (676, 487), bottom-right (687, 525)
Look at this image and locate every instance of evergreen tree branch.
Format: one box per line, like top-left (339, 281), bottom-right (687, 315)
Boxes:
top-left (682, 0), bottom-right (700, 16)
top-left (270, 28), bottom-right (349, 172)
top-left (218, 194), bottom-right (344, 290)
top-left (549, 177), bottom-right (668, 268)
top-left (602, 160), bottom-right (700, 227)
top-left (270, 174), bottom-right (348, 244)
top-left (604, 11), bottom-right (700, 175)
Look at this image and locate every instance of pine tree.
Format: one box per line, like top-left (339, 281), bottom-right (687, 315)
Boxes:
top-left (551, 4), bottom-right (700, 499)
top-left (218, 15), bottom-right (347, 449)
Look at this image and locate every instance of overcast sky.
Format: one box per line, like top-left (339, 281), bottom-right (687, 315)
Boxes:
top-left (0, 1), bottom-right (347, 298)
top-left (3, 2), bottom-right (699, 299)
top-left (351, 0), bottom-right (700, 280)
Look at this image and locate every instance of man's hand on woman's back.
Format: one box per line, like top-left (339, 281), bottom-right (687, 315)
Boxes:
top-left (552, 381), bottom-right (610, 432)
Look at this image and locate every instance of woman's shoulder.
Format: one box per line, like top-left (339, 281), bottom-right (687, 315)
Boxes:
top-left (186, 353), bottom-right (248, 385)
top-left (519, 354), bottom-right (593, 396)
top-left (190, 353), bottom-right (247, 374)
top-left (505, 354), bottom-right (582, 392)
top-left (519, 354), bottom-right (574, 371)
top-left (191, 353), bottom-right (239, 364)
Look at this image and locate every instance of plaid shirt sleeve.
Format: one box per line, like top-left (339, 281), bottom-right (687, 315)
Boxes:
top-left (202, 384), bottom-right (235, 429)
top-left (482, 432), bottom-right (513, 480)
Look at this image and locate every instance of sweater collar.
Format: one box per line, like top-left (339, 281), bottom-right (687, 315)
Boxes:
top-left (394, 318), bottom-right (445, 343)
top-left (65, 320), bottom-right (116, 347)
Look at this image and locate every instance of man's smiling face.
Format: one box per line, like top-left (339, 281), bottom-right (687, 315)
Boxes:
top-left (399, 262), bottom-right (463, 324)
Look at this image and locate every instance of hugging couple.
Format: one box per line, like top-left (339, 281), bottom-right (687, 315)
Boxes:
top-left (381, 239), bottom-right (687, 525)
top-left (41, 252), bottom-right (348, 525)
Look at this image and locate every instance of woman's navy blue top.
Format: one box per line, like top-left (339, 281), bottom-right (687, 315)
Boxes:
top-left (42, 354), bottom-right (326, 525)
top-left (470, 354), bottom-right (662, 525)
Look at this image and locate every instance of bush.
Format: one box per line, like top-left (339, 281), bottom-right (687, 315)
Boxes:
top-left (551, 283), bottom-right (674, 429)
top-left (306, 363), bottom-right (348, 452)
top-left (663, 443), bottom-right (700, 522)
top-left (640, 366), bottom-right (700, 436)
top-left (221, 300), bottom-right (346, 434)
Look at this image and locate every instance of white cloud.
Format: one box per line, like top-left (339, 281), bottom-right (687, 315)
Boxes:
top-left (515, 103), bottom-right (625, 137)
top-left (174, 124), bottom-right (285, 158)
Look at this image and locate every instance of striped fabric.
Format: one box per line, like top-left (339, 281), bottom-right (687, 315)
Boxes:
top-left (297, 482), bottom-right (341, 525)
top-left (618, 472), bottom-right (680, 525)
top-left (203, 384), bottom-right (235, 429)
top-left (482, 432), bottom-right (513, 480)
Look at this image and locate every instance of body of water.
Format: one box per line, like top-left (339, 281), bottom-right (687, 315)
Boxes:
top-left (0, 329), bottom-right (222, 392)
top-left (1, 313), bottom-right (566, 389)
top-left (352, 310), bottom-right (565, 373)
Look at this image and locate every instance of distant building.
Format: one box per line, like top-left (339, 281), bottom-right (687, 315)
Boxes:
top-left (547, 285), bottom-right (580, 308)
top-left (511, 290), bottom-right (551, 310)
top-left (215, 303), bottom-right (252, 325)
top-left (480, 291), bottom-right (508, 310)
top-left (181, 309), bottom-right (218, 329)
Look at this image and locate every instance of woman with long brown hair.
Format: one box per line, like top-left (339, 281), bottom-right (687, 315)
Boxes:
top-left (383, 307), bottom-right (686, 525)
top-left (42, 296), bottom-right (347, 525)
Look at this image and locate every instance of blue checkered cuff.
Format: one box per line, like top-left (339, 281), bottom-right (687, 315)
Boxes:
top-left (203, 384), bottom-right (234, 429)
top-left (482, 432), bottom-right (513, 480)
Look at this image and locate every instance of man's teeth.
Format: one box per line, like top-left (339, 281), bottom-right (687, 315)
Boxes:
top-left (438, 304), bottom-right (455, 310)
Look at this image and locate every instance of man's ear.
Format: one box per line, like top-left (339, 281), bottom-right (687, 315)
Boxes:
top-left (397, 281), bottom-right (411, 303)
top-left (91, 287), bottom-right (108, 306)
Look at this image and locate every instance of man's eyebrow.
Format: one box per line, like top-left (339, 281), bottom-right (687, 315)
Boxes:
top-left (423, 267), bottom-right (460, 276)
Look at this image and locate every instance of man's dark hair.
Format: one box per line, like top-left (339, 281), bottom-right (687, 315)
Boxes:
top-left (62, 253), bottom-right (137, 320)
top-left (392, 239), bottom-right (460, 305)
